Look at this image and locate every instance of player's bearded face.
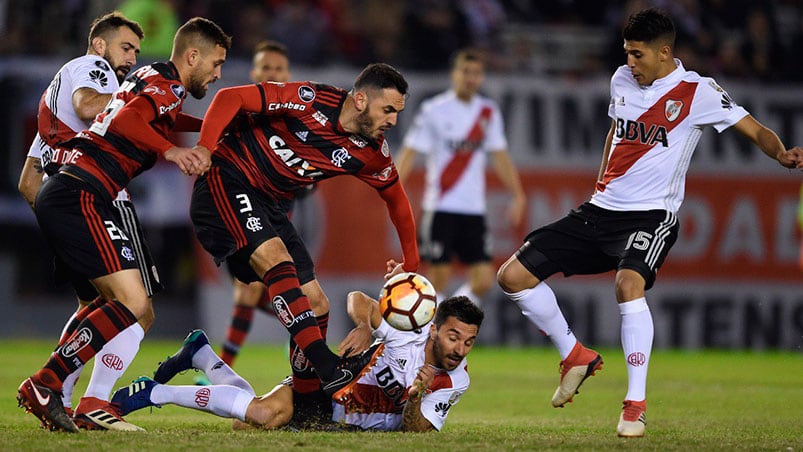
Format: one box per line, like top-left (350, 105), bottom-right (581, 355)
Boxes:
top-left (431, 318), bottom-right (477, 371)
top-left (104, 27), bottom-right (141, 83)
top-left (355, 89), bottom-right (405, 139)
top-left (188, 46), bottom-right (227, 99)
top-left (355, 104), bottom-right (378, 138)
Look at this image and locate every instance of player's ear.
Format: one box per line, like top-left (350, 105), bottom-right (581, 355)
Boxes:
top-left (429, 323), bottom-right (437, 340)
top-left (91, 37), bottom-right (106, 55)
top-left (658, 43), bottom-right (672, 61)
top-left (187, 48), bottom-right (200, 67)
top-left (353, 90), bottom-right (368, 111)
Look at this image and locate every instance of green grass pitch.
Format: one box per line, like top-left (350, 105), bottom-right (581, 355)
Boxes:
top-left (1, 339), bottom-right (801, 450)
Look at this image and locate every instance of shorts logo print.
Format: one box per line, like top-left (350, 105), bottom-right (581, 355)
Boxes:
top-left (121, 246), bottom-right (135, 261)
top-left (245, 217), bottom-right (263, 232)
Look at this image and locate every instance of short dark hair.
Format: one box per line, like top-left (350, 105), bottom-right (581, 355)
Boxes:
top-left (173, 17), bottom-right (232, 56)
top-left (451, 48), bottom-right (484, 70)
top-left (434, 296), bottom-right (484, 330)
top-left (88, 11), bottom-right (144, 48)
top-left (622, 8), bottom-right (676, 47)
top-left (254, 40), bottom-right (288, 58)
top-left (354, 63), bottom-right (408, 96)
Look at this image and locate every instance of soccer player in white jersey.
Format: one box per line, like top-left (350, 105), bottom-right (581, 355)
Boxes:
top-left (496, 8), bottom-right (803, 438)
top-left (16, 12), bottom-right (160, 431)
top-left (396, 48), bottom-right (525, 306)
top-left (111, 295), bottom-right (483, 432)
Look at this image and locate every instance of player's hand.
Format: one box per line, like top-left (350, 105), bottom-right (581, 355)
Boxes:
top-left (407, 364), bottom-right (436, 400)
top-left (190, 145), bottom-right (212, 175)
top-left (385, 259), bottom-right (404, 280)
top-left (338, 322), bottom-right (373, 357)
top-left (165, 146), bottom-right (209, 176)
top-left (778, 146), bottom-right (803, 169)
top-left (508, 193), bottom-right (526, 228)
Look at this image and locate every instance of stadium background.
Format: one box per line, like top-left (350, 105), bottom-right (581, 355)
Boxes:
top-left (0, 0), bottom-right (801, 350)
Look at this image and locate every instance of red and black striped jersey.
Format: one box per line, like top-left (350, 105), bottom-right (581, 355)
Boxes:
top-left (198, 81), bottom-right (419, 272)
top-left (205, 82), bottom-right (398, 200)
top-left (63, 62), bottom-right (188, 198)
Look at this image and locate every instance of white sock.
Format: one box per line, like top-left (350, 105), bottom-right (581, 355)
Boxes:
top-left (192, 344), bottom-right (254, 395)
top-left (83, 323), bottom-right (145, 401)
top-left (506, 283), bottom-right (577, 359)
top-left (452, 282), bottom-right (482, 307)
top-left (61, 367), bottom-right (83, 408)
top-left (619, 297), bottom-right (652, 402)
top-left (150, 384), bottom-right (254, 421)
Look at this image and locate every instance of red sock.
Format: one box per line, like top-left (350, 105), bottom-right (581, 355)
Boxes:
top-left (57, 296), bottom-right (106, 347)
top-left (263, 262), bottom-right (337, 379)
top-left (36, 300), bottom-right (136, 391)
top-left (221, 305), bottom-right (254, 366)
top-left (291, 312), bottom-right (330, 394)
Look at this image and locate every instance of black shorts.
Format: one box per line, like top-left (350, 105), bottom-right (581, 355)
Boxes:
top-left (112, 200), bottom-right (163, 297)
top-left (190, 165), bottom-right (315, 284)
top-left (515, 202), bottom-right (679, 290)
top-left (419, 211), bottom-right (490, 264)
top-left (35, 173), bottom-right (141, 281)
top-left (51, 200), bottom-right (163, 300)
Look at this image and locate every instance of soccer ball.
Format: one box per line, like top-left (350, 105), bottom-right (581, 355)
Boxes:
top-left (378, 272), bottom-right (437, 331)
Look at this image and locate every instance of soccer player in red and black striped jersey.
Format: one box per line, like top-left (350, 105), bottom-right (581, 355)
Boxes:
top-left (17, 17), bottom-right (230, 433)
top-left (188, 63), bottom-right (419, 401)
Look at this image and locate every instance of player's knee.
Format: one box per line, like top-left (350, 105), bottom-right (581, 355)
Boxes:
top-left (497, 258), bottom-right (530, 293)
top-left (247, 400), bottom-right (291, 429)
top-left (137, 301), bottom-right (155, 332)
top-left (614, 269), bottom-right (646, 301)
top-left (309, 292), bottom-right (329, 315)
top-left (235, 282), bottom-right (264, 307)
top-left (250, 239), bottom-right (293, 276)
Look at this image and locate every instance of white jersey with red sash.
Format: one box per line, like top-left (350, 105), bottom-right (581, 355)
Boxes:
top-left (591, 60), bottom-right (748, 213)
top-left (331, 319), bottom-right (470, 431)
top-left (402, 90), bottom-right (507, 215)
top-left (26, 54), bottom-right (130, 201)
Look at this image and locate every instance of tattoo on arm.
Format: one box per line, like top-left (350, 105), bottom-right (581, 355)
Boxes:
top-left (33, 161), bottom-right (43, 174)
top-left (401, 395), bottom-right (435, 432)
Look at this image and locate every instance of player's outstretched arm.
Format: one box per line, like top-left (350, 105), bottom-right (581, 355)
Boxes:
top-left (733, 115), bottom-right (803, 169)
top-left (197, 84), bottom-right (265, 150)
top-left (378, 181), bottom-right (420, 272)
top-left (491, 150), bottom-right (526, 228)
top-left (72, 87), bottom-right (112, 121)
top-left (339, 291), bottom-right (381, 357)
top-left (401, 365), bottom-right (436, 432)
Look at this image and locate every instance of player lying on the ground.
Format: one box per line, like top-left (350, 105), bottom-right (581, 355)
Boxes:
top-left (112, 294), bottom-right (484, 431)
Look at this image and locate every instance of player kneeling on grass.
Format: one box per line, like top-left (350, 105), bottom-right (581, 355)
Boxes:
top-left (112, 294), bottom-right (483, 431)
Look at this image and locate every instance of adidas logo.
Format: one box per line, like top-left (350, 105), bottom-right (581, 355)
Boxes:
top-left (295, 130), bottom-right (309, 142)
top-left (396, 358), bottom-right (407, 369)
top-left (434, 402), bottom-right (451, 416)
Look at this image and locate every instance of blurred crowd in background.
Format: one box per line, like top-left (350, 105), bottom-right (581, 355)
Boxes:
top-left (2, 0), bottom-right (803, 82)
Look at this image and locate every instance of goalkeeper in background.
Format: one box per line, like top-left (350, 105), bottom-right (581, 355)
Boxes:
top-left (112, 294), bottom-right (483, 432)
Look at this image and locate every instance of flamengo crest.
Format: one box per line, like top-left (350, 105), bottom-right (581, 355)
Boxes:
top-left (665, 99), bottom-right (683, 122)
